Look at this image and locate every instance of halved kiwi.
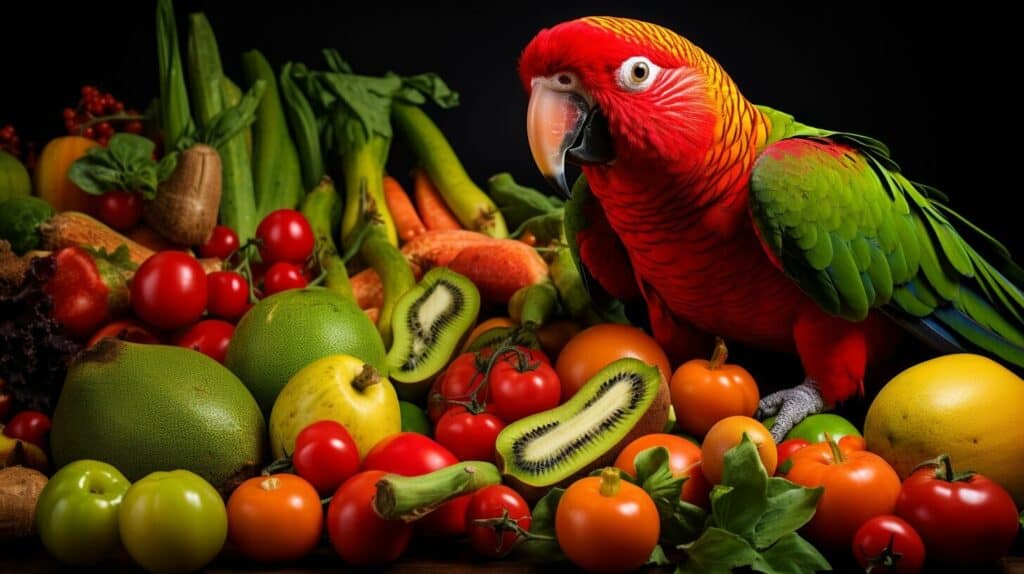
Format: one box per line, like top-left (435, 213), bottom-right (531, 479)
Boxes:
top-left (385, 267), bottom-right (480, 399)
top-left (495, 358), bottom-right (669, 501)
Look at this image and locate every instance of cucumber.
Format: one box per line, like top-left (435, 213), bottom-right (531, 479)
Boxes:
top-left (242, 50), bottom-right (304, 217)
top-left (300, 178), bottom-right (353, 301)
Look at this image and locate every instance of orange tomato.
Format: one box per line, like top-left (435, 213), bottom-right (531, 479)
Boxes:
top-left (555, 468), bottom-right (660, 573)
top-left (614, 433), bottom-right (712, 509)
top-left (226, 474), bottom-right (323, 563)
top-left (555, 324), bottom-right (671, 400)
top-left (461, 316), bottom-right (517, 353)
top-left (786, 435), bottom-right (901, 550)
top-left (35, 136), bottom-right (99, 213)
top-left (701, 416), bottom-right (777, 484)
top-left (670, 338), bottom-right (759, 437)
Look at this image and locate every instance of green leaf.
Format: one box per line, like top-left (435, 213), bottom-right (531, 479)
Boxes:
top-left (67, 134), bottom-right (169, 198)
top-left (710, 435), bottom-right (768, 541)
top-left (647, 544), bottom-right (672, 566)
top-left (398, 73), bottom-right (460, 109)
top-left (84, 244), bottom-right (138, 273)
top-left (753, 478), bottom-right (823, 549)
top-left (156, 152), bottom-right (178, 182)
top-left (488, 172), bottom-right (564, 228)
top-left (663, 498), bottom-right (710, 546)
top-left (754, 532), bottom-right (831, 574)
top-left (322, 48), bottom-right (353, 74)
top-left (197, 79), bottom-right (266, 150)
top-left (517, 487), bottom-right (564, 561)
top-left (677, 527), bottom-right (759, 574)
top-left (67, 158), bottom-right (123, 195)
top-left (635, 447), bottom-right (686, 505)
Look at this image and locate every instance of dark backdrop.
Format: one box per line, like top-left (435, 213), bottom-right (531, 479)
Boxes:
top-left (0, 2), bottom-right (1012, 407)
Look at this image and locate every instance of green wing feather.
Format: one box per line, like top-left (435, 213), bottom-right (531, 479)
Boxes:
top-left (750, 106), bottom-right (1024, 369)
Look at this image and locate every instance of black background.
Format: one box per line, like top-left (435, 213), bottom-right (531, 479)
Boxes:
top-left (1, 2), bottom-right (1014, 402)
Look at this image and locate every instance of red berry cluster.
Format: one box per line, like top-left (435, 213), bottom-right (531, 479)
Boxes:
top-left (0, 124), bottom-right (20, 157)
top-left (62, 85), bottom-right (143, 146)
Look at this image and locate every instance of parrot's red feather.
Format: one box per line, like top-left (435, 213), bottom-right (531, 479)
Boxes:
top-left (576, 197), bottom-right (640, 300)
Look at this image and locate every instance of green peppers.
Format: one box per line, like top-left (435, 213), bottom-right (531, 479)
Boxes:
top-left (35, 460), bottom-right (130, 566)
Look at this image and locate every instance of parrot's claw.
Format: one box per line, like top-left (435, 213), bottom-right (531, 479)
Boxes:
top-left (756, 380), bottom-right (824, 444)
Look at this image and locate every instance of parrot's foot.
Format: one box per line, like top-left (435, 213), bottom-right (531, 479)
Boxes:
top-left (756, 380), bottom-right (824, 444)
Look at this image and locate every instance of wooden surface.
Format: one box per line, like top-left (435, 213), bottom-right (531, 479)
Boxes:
top-left (4, 537), bottom-right (1020, 573)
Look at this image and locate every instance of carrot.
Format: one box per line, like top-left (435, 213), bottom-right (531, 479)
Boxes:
top-left (40, 211), bottom-right (221, 273)
top-left (447, 240), bottom-right (549, 304)
top-left (413, 169), bottom-right (462, 231)
top-left (383, 175), bottom-right (426, 242)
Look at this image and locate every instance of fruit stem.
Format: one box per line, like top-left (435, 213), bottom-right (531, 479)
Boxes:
top-left (916, 454), bottom-right (976, 483)
top-left (824, 432), bottom-right (844, 464)
top-left (76, 112), bottom-right (149, 133)
top-left (709, 337), bottom-right (728, 370)
top-left (352, 365), bottom-right (383, 392)
top-left (372, 462), bottom-right (501, 521)
top-left (599, 467), bottom-right (622, 497)
top-left (471, 509), bottom-right (555, 542)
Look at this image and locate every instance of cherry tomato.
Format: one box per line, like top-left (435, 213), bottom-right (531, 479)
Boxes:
top-left (614, 433), bottom-right (712, 509)
top-left (776, 438), bottom-right (811, 473)
top-left (174, 319), bottom-right (234, 363)
top-left (327, 470), bottom-right (412, 565)
top-left (263, 262), bottom-right (308, 296)
top-left (199, 225), bottom-right (240, 259)
top-left (292, 420), bottom-right (360, 496)
top-left (86, 320), bottom-right (161, 347)
top-left (435, 407), bottom-right (505, 463)
top-left (130, 251), bottom-right (207, 329)
top-left (556, 468), bottom-right (660, 573)
top-left (895, 455), bottom-right (1019, 564)
top-left (486, 347), bottom-right (560, 423)
top-left (3, 410), bottom-right (51, 448)
top-left (701, 416), bottom-right (778, 484)
top-left (227, 474), bottom-right (323, 563)
top-left (361, 433), bottom-right (470, 537)
top-left (466, 485), bottom-right (531, 558)
top-left (852, 515), bottom-right (925, 574)
top-left (206, 271), bottom-right (249, 320)
top-left (256, 209), bottom-right (314, 264)
top-left (670, 338), bottom-right (759, 437)
top-left (91, 190), bottom-right (142, 231)
top-left (555, 324), bottom-right (671, 400)
top-left (786, 435), bottom-right (902, 549)
top-left (428, 353), bottom-right (486, 423)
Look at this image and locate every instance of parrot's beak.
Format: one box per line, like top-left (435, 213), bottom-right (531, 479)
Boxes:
top-left (527, 78), bottom-right (614, 197)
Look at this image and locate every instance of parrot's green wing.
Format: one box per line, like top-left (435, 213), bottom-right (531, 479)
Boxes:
top-left (749, 106), bottom-right (1024, 369)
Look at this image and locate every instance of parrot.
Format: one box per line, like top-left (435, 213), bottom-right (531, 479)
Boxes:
top-left (519, 16), bottom-right (1024, 441)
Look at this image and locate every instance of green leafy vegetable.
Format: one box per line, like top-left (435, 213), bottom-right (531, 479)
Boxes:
top-left (517, 487), bottom-right (565, 561)
top-left (68, 134), bottom-right (176, 199)
top-left (488, 172), bottom-right (564, 229)
top-left (156, 0), bottom-right (194, 146)
top-left (633, 436), bottom-right (829, 573)
top-left (175, 79), bottom-right (267, 151)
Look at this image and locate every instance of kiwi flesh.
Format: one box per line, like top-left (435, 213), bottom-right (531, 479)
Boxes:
top-left (385, 267), bottom-right (480, 398)
top-left (495, 357), bottom-right (669, 501)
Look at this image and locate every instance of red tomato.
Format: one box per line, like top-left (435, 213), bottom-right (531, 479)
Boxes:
top-left (326, 471), bottom-right (412, 565)
top-left (776, 438), bottom-right (811, 473)
top-left (486, 347), bottom-right (560, 423)
top-left (361, 433), bottom-right (470, 537)
top-left (86, 320), bottom-right (161, 347)
top-left (206, 271), bottom-right (249, 320)
top-left (895, 455), bottom-right (1018, 564)
top-left (174, 319), bottom-right (234, 363)
top-left (199, 225), bottom-right (239, 259)
top-left (256, 209), bottom-right (314, 264)
top-left (227, 474), bottom-right (323, 563)
top-left (613, 433), bottom-right (712, 509)
top-left (262, 262), bottom-right (307, 296)
top-left (466, 485), bottom-right (531, 558)
top-left (130, 252), bottom-right (207, 329)
top-left (428, 353), bottom-right (486, 423)
top-left (3, 410), bottom-right (51, 448)
top-left (435, 407), bottom-right (505, 463)
top-left (91, 190), bottom-right (142, 231)
top-left (292, 420), bottom-right (360, 496)
top-left (852, 515), bottom-right (925, 574)
top-left (786, 435), bottom-right (902, 549)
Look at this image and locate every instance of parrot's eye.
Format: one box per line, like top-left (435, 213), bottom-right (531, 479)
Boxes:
top-left (617, 57), bottom-right (660, 91)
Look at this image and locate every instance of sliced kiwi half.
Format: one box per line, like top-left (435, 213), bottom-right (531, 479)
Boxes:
top-left (385, 267), bottom-right (480, 399)
top-left (495, 357), bottom-right (669, 501)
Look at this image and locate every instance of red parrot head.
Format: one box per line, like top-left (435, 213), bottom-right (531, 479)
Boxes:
top-left (519, 17), bottom-right (730, 195)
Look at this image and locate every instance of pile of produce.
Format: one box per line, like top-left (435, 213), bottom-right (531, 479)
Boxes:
top-left (0, 1), bottom-right (1021, 573)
